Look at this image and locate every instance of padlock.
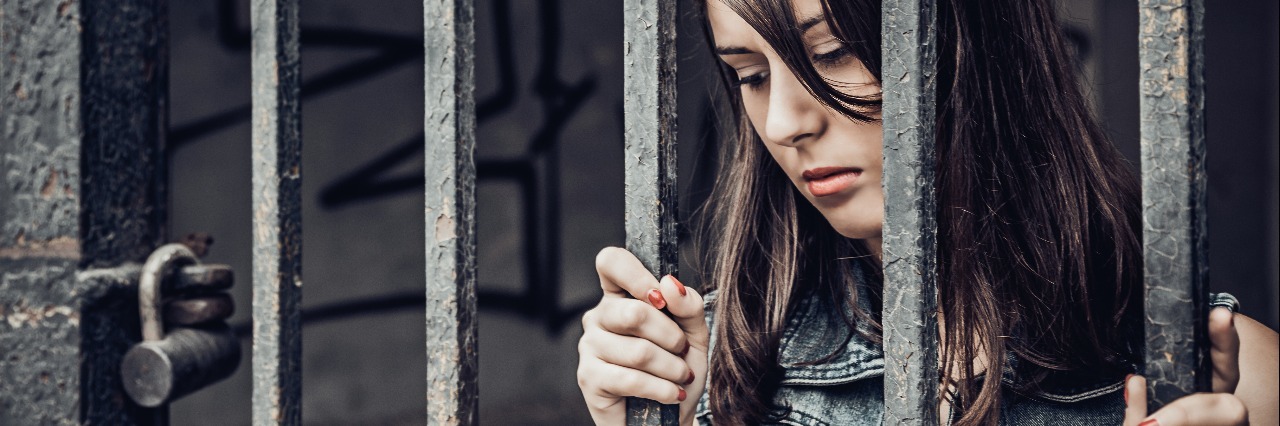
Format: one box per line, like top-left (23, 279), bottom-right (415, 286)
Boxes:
top-left (121, 244), bottom-right (241, 407)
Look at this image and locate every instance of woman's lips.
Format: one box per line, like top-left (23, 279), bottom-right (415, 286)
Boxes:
top-left (803, 167), bottom-right (862, 197)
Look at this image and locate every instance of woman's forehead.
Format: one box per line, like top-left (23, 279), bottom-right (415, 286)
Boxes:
top-left (706, 1), bottom-right (754, 48)
top-left (706, 0), bottom-right (828, 47)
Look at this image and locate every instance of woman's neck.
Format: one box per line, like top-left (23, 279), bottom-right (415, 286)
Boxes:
top-left (865, 237), bottom-right (883, 263)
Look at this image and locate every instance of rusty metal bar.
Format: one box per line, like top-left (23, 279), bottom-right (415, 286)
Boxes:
top-left (424, 0), bottom-right (478, 422)
top-left (880, 0), bottom-right (940, 424)
top-left (250, 0), bottom-right (303, 423)
top-left (2, 0), bottom-right (169, 423)
top-left (1139, 0), bottom-right (1210, 411)
top-left (622, 0), bottom-right (679, 423)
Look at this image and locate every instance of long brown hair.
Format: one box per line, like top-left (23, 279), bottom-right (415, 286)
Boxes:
top-left (694, 0), bottom-right (1143, 424)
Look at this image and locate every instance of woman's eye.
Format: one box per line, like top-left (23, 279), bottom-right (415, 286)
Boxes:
top-left (811, 44), bottom-right (852, 67)
top-left (733, 71), bottom-right (769, 90)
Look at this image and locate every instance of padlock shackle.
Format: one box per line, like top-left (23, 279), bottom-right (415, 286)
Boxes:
top-left (140, 244), bottom-right (199, 342)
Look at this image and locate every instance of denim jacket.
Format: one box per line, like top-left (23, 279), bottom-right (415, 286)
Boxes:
top-left (694, 266), bottom-right (1131, 425)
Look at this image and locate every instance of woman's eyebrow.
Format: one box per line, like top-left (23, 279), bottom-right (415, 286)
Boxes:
top-left (797, 14), bottom-right (824, 33)
top-left (714, 14), bottom-right (825, 56)
top-left (715, 46), bottom-right (754, 55)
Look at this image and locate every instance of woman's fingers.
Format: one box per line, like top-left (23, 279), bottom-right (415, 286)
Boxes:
top-left (1122, 374), bottom-right (1249, 426)
top-left (1124, 374), bottom-right (1148, 426)
top-left (584, 329), bottom-right (694, 386)
top-left (578, 360), bottom-right (687, 412)
top-left (655, 275), bottom-right (710, 351)
top-left (596, 247), bottom-right (661, 300)
top-left (1141, 393), bottom-right (1249, 426)
top-left (1208, 307), bottom-right (1241, 394)
top-left (588, 298), bottom-right (688, 355)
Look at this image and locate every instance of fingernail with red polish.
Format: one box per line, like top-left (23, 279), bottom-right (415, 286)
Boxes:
top-left (1138, 419), bottom-right (1159, 426)
top-left (685, 370), bottom-right (696, 385)
top-left (670, 275), bottom-right (687, 296)
top-left (679, 341), bottom-right (689, 358)
top-left (677, 388), bottom-right (687, 402)
top-left (647, 289), bottom-right (666, 310)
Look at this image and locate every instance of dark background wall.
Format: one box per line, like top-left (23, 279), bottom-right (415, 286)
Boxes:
top-left (162, 0), bottom-right (1277, 424)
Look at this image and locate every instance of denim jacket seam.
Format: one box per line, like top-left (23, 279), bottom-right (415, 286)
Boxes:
top-left (779, 366), bottom-right (883, 386)
top-left (1001, 377), bottom-right (1125, 403)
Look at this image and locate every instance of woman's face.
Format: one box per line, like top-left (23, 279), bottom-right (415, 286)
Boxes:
top-left (708, 0), bottom-right (884, 240)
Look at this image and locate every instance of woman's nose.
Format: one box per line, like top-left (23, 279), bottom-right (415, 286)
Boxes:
top-left (763, 66), bottom-right (824, 147)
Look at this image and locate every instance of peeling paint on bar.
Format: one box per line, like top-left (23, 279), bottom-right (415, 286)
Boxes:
top-left (880, 0), bottom-right (940, 424)
top-left (2, 0), bottom-right (169, 423)
top-left (424, 0), bottom-right (478, 423)
top-left (250, 0), bottom-right (303, 424)
top-left (1139, 0), bottom-right (1209, 411)
top-left (622, 0), bottom-right (679, 423)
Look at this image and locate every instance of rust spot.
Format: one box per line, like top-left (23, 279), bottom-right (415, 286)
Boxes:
top-left (179, 232), bottom-right (214, 257)
top-left (12, 82), bottom-right (27, 101)
top-left (435, 214), bottom-right (456, 242)
top-left (40, 168), bottom-right (58, 197)
top-left (0, 236), bottom-right (81, 260)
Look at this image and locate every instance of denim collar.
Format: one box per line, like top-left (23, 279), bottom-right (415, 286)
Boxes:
top-left (776, 282), bottom-right (884, 386)
top-left (772, 263), bottom-right (1122, 402)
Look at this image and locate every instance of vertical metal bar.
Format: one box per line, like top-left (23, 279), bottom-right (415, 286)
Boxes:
top-left (623, 0), bottom-right (678, 423)
top-left (424, 0), bottom-right (477, 422)
top-left (880, 0), bottom-right (940, 424)
top-left (2, 0), bottom-right (168, 423)
top-left (1139, 0), bottom-right (1209, 411)
top-left (250, 0), bottom-right (303, 423)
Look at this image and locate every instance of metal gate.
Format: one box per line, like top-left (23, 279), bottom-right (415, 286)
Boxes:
top-left (0, 0), bottom-right (1212, 424)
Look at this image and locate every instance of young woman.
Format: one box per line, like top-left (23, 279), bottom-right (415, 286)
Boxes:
top-left (576, 0), bottom-right (1280, 424)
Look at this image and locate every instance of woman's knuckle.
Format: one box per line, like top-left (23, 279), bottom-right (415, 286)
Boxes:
top-left (595, 246), bottom-right (622, 271)
top-left (615, 369), bottom-right (642, 391)
top-left (1216, 394), bottom-right (1248, 423)
top-left (625, 343), bottom-right (654, 367)
top-left (581, 308), bottom-right (598, 328)
top-left (618, 302), bottom-right (649, 330)
top-left (576, 366), bottom-right (591, 389)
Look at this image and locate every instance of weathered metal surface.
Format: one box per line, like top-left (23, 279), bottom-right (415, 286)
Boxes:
top-left (166, 295), bottom-right (236, 326)
top-left (171, 264), bottom-right (236, 293)
top-left (250, 0), bottom-right (303, 423)
top-left (139, 244), bottom-right (199, 342)
top-left (123, 245), bottom-right (239, 408)
top-left (1139, 0), bottom-right (1210, 410)
top-left (1, 0), bottom-right (167, 423)
top-left (424, 0), bottom-right (478, 423)
top-left (622, 0), bottom-right (679, 423)
top-left (880, 0), bottom-right (940, 424)
top-left (121, 323), bottom-right (242, 408)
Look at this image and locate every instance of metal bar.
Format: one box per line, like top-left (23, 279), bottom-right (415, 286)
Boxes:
top-left (623, 0), bottom-right (678, 423)
top-left (1139, 0), bottom-right (1210, 411)
top-left (424, 0), bottom-right (478, 422)
top-left (250, 0), bottom-right (303, 423)
top-left (880, 0), bottom-right (940, 424)
top-left (2, 0), bottom-right (168, 423)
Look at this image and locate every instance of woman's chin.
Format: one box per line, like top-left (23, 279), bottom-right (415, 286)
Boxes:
top-left (829, 221), bottom-right (882, 240)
